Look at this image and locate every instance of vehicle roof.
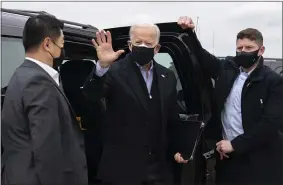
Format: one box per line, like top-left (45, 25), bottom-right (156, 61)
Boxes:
top-left (1, 8), bottom-right (99, 41)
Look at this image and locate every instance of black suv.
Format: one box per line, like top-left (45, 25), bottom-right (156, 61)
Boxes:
top-left (1, 8), bottom-right (215, 185)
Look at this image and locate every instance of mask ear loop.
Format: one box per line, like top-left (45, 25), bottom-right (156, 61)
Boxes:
top-left (51, 41), bottom-right (63, 49)
top-left (256, 47), bottom-right (263, 62)
top-left (47, 41), bottom-right (61, 59)
top-left (48, 51), bottom-right (55, 59)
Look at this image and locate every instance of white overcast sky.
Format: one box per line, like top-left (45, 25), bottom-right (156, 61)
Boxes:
top-left (2, 1), bottom-right (282, 58)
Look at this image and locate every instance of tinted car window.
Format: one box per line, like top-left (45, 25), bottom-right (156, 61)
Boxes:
top-left (154, 53), bottom-right (186, 112)
top-left (154, 53), bottom-right (182, 92)
top-left (1, 37), bottom-right (25, 88)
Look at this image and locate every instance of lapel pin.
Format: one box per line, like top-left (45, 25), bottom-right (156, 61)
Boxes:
top-left (161, 74), bottom-right (165, 78)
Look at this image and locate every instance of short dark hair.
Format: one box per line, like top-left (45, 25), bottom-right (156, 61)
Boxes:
top-left (236, 28), bottom-right (263, 46)
top-left (23, 14), bottom-right (64, 52)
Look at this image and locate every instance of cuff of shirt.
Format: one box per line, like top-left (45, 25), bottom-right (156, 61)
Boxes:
top-left (95, 61), bottom-right (109, 77)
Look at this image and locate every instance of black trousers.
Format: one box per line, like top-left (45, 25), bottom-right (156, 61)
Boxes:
top-left (215, 153), bottom-right (252, 185)
top-left (142, 153), bottom-right (163, 185)
top-left (99, 153), bottom-right (171, 185)
top-left (142, 153), bottom-right (174, 185)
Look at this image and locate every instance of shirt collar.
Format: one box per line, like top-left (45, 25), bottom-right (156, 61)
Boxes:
top-left (26, 57), bottom-right (59, 85)
top-left (239, 64), bottom-right (257, 76)
top-left (136, 60), bottom-right (154, 71)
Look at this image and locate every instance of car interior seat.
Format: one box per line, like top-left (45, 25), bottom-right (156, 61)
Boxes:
top-left (59, 59), bottom-right (105, 183)
top-left (60, 60), bottom-right (94, 117)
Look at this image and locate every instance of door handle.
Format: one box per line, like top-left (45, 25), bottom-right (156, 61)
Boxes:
top-left (179, 114), bottom-right (199, 121)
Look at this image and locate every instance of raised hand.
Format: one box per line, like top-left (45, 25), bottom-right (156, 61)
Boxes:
top-left (92, 30), bottom-right (125, 68)
top-left (177, 16), bottom-right (195, 30)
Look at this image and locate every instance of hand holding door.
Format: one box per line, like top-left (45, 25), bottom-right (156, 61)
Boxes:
top-left (177, 16), bottom-right (195, 30)
top-left (92, 30), bottom-right (125, 68)
top-left (174, 152), bottom-right (188, 164)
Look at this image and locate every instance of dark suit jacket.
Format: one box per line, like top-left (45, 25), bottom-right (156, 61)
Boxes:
top-left (1, 59), bottom-right (88, 185)
top-left (83, 54), bottom-right (180, 184)
top-left (183, 31), bottom-right (283, 185)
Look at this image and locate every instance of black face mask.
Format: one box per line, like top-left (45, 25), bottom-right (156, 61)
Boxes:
top-left (49, 41), bottom-right (65, 71)
top-left (131, 45), bottom-right (155, 66)
top-left (53, 48), bottom-right (65, 71)
top-left (234, 49), bottom-right (260, 69)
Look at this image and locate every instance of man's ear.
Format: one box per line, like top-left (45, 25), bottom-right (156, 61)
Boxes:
top-left (259, 46), bottom-right (265, 56)
top-left (43, 37), bottom-right (52, 52)
top-left (154, 44), bottom-right (161, 54)
top-left (128, 41), bottom-right (132, 51)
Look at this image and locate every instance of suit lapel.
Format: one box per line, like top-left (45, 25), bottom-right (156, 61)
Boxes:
top-left (122, 56), bottom-right (149, 113)
top-left (53, 77), bottom-right (77, 119)
top-left (154, 63), bottom-right (168, 125)
top-left (242, 59), bottom-right (265, 97)
top-left (23, 60), bottom-right (77, 119)
top-left (120, 56), bottom-right (169, 124)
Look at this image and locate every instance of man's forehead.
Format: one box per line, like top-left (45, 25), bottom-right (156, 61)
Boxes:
top-left (132, 26), bottom-right (156, 34)
top-left (132, 27), bottom-right (157, 41)
top-left (236, 38), bottom-right (257, 46)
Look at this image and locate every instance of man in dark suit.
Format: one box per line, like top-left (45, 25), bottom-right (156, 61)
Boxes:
top-left (83, 22), bottom-right (187, 185)
top-left (177, 16), bottom-right (283, 185)
top-left (1, 15), bottom-right (88, 185)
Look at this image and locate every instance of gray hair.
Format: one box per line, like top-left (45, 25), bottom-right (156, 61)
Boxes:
top-left (129, 23), bottom-right (160, 44)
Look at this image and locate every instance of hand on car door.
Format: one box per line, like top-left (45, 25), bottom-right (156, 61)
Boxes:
top-left (174, 152), bottom-right (188, 164)
top-left (177, 16), bottom-right (195, 30)
top-left (92, 30), bottom-right (125, 68)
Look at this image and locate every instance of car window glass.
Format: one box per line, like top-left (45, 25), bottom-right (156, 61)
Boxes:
top-left (1, 37), bottom-right (25, 88)
top-left (154, 53), bottom-right (182, 92)
top-left (154, 53), bottom-right (185, 112)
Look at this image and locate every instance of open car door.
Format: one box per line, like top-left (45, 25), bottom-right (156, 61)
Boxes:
top-left (105, 22), bottom-right (214, 185)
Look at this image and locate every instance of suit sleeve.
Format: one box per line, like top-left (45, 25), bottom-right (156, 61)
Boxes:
top-left (167, 72), bottom-right (181, 154)
top-left (231, 78), bottom-right (283, 154)
top-left (22, 78), bottom-right (64, 185)
top-left (82, 64), bottom-right (113, 102)
top-left (181, 29), bottom-right (225, 79)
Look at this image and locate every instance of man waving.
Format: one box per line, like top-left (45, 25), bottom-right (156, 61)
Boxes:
top-left (83, 22), bottom-right (186, 185)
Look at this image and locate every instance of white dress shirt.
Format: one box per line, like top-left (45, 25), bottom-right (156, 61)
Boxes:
top-left (221, 67), bottom-right (256, 141)
top-left (26, 57), bottom-right (60, 86)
